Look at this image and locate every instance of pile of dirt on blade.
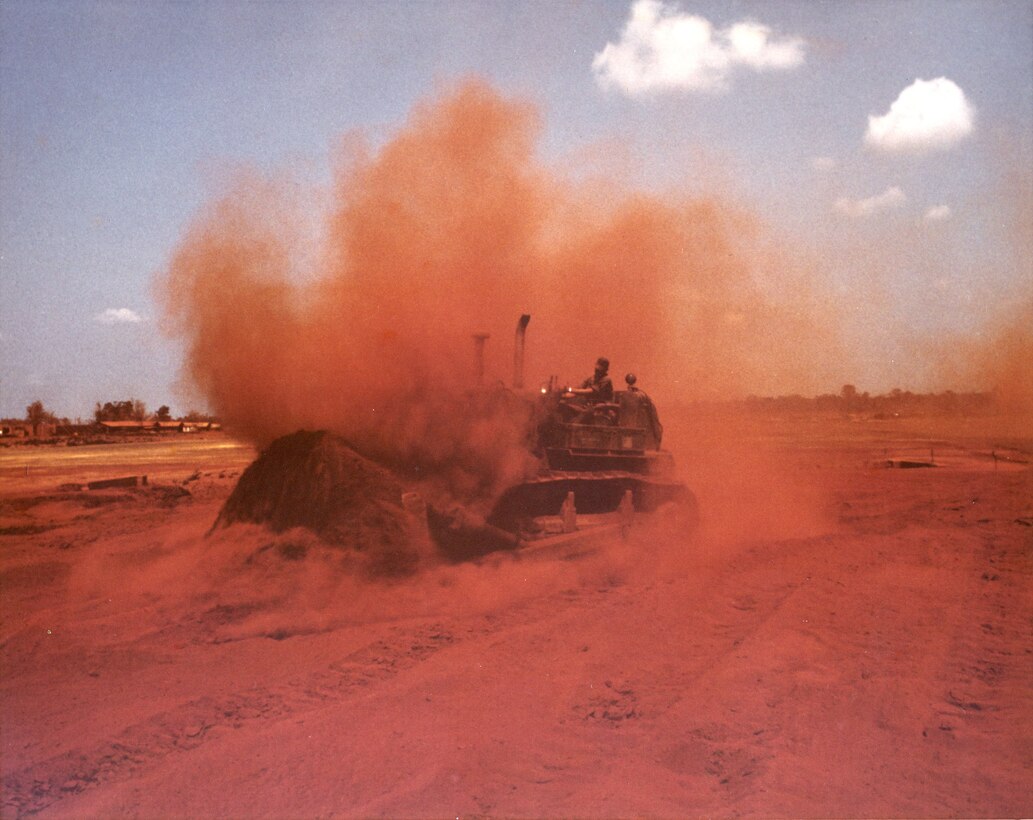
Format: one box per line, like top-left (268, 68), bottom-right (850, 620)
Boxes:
top-left (214, 430), bottom-right (414, 568)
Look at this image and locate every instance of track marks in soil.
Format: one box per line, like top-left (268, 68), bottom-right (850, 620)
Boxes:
top-left (3, 586), bottom-right (593, 819)
top-left (931, 531), bottom-right (1032, 734)
top-left (1, 623), bottom-right (462, 817)
top-left (579, 678), bottom-right (639, 724)
top-left (661, 725), bottom-right (770, 797)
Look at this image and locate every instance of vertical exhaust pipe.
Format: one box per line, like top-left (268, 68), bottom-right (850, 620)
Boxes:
top-left (472, 333), bottom-right (490, 385)
top-left (514, 314), bottom-right (530, 389)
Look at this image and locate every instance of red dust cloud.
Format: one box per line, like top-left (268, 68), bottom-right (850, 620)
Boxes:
top-left (940, 156), bottom-right (1033, 428)
top-left (974, 296), bottom-right (1033, 420)
top-left (161, 79), bottom-right (837, 493)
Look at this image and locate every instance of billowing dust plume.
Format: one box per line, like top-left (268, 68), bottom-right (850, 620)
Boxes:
top-left (972, 155), bottom-right (1033, 422)
top-left (942, 155), bottom-right (1033, 426)
top-left (961, 296), bottom-right (1033, 427)
top-left (160, 79), bottom-right (836, 502)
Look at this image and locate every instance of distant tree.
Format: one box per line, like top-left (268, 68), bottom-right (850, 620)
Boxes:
top-left (183, 409), bottom-right (218, 423)
top-left (840, 384), bottom-right (859, 412)
top-left (95, 401), bottom-right (121, 422)
top-left (25, 400), bottom-right (56, 436)
top-left (94, 398), bottom-right (149, 422)
top-left (155, 405), bottom-right (172, 421)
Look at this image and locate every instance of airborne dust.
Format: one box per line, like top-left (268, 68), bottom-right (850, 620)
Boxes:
top-left (158, 78), bottom-right (1028, 600)
top-left (160, 80), bottom-right (842, 496)
top-left (6, 76), bottom-right (1031, 820)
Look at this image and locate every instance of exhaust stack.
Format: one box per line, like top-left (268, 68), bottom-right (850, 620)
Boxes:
top-left (514, 314), bottom-right (530, 389)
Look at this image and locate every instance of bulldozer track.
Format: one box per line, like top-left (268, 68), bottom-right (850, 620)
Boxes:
top-left (1, 623), bottom-right (452, 817)
top-left (2, 584), bottom-right (615, 818)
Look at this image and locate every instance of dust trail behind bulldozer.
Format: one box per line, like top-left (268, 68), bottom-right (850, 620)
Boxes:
top-left (159, 78), bottom-right (839, 506)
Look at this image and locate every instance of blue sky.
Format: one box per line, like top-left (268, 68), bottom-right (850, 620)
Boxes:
top-left (2, 0), bottom-right (1031, 419)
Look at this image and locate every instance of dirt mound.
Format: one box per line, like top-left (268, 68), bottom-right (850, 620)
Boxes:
top-left (215, 430), bottom-right (414, 565)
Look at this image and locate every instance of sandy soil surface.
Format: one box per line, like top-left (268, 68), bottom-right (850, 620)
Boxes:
top-left (2, 420), bottom-right (1031, 818)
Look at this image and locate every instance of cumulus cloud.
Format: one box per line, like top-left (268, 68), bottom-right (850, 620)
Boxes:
top-left (726, 21), bottom-right (805, 70)
top-left (924, 204), bottom-right (952, 222)
top-left (593, 0), bottom-right (805, 95)
top-left (865, 77), bottom-right (975, 153)
top-left (95, 307), bottom-right (143, 324)
top-left (834, 186), bottom-right (907, 217)
top-left (812, 156), bottom-right (836, 171)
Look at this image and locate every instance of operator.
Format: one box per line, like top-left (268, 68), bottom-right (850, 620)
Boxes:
top-left (567, 357), bottom-right (614, 404)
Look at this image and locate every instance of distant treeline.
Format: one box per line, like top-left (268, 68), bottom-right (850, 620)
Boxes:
top-left (93, 400), bottom-right (218, 424)
top-left (2, 398), bottom-right (219, 433)
top-left (733, 386), bottom-right (995, 417)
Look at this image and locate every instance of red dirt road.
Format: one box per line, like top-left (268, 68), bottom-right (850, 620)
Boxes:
top-left (2, 422), bottom-right (1031, 817)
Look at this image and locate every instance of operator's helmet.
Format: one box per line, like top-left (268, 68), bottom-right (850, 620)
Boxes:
top-left (625, 373), bottom-right (637, 386)
top-left (596, 357), bottom-right (609, 370)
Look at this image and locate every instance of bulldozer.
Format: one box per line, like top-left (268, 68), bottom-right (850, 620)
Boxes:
top-left (422, 316), bottom-right (696, 559)
top-left (486, 380), bottom-right (689, 535)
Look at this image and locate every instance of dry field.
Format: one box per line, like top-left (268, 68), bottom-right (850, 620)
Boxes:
top-left (1, 419), bottom-right (1031, 818)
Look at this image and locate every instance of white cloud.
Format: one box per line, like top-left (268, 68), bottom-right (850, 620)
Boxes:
top-left (834, 186), bottom-right (907, 217)
top-left (812, 156), bottom-right (836, 171)
top-left (593, 0), bottom-right (805, 96)
top-left (865, 77), bottom-right (975, 153)
top-left (95, 307), bottom-right (143, 325)
top-left (924, 205), bottom-right (952, 222)
top-left (726, 21), bottom-right (805, 70)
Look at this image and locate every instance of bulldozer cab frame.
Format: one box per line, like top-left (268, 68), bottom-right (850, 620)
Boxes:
top-left (535, 388), bottom-right (671, 477)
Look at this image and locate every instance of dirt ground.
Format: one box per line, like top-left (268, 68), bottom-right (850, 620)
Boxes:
top-left (1, 421), bottom-right (1031, 818)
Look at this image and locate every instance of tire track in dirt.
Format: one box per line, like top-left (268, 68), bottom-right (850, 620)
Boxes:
top-left (675, 477), bottom-right (1033, 817)
top-left (1, 578), bottom-right (610, 818)
top-left (556, 536), bottom-right (819, 809)
top-left (929, 524), bottom-right (1033, 757)
top-left (3, 510), bottom-right (819, 818)
top-left (1, 622), bottom-right (458, 817)
top-left (634, 540), bottom-right (817, 798)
